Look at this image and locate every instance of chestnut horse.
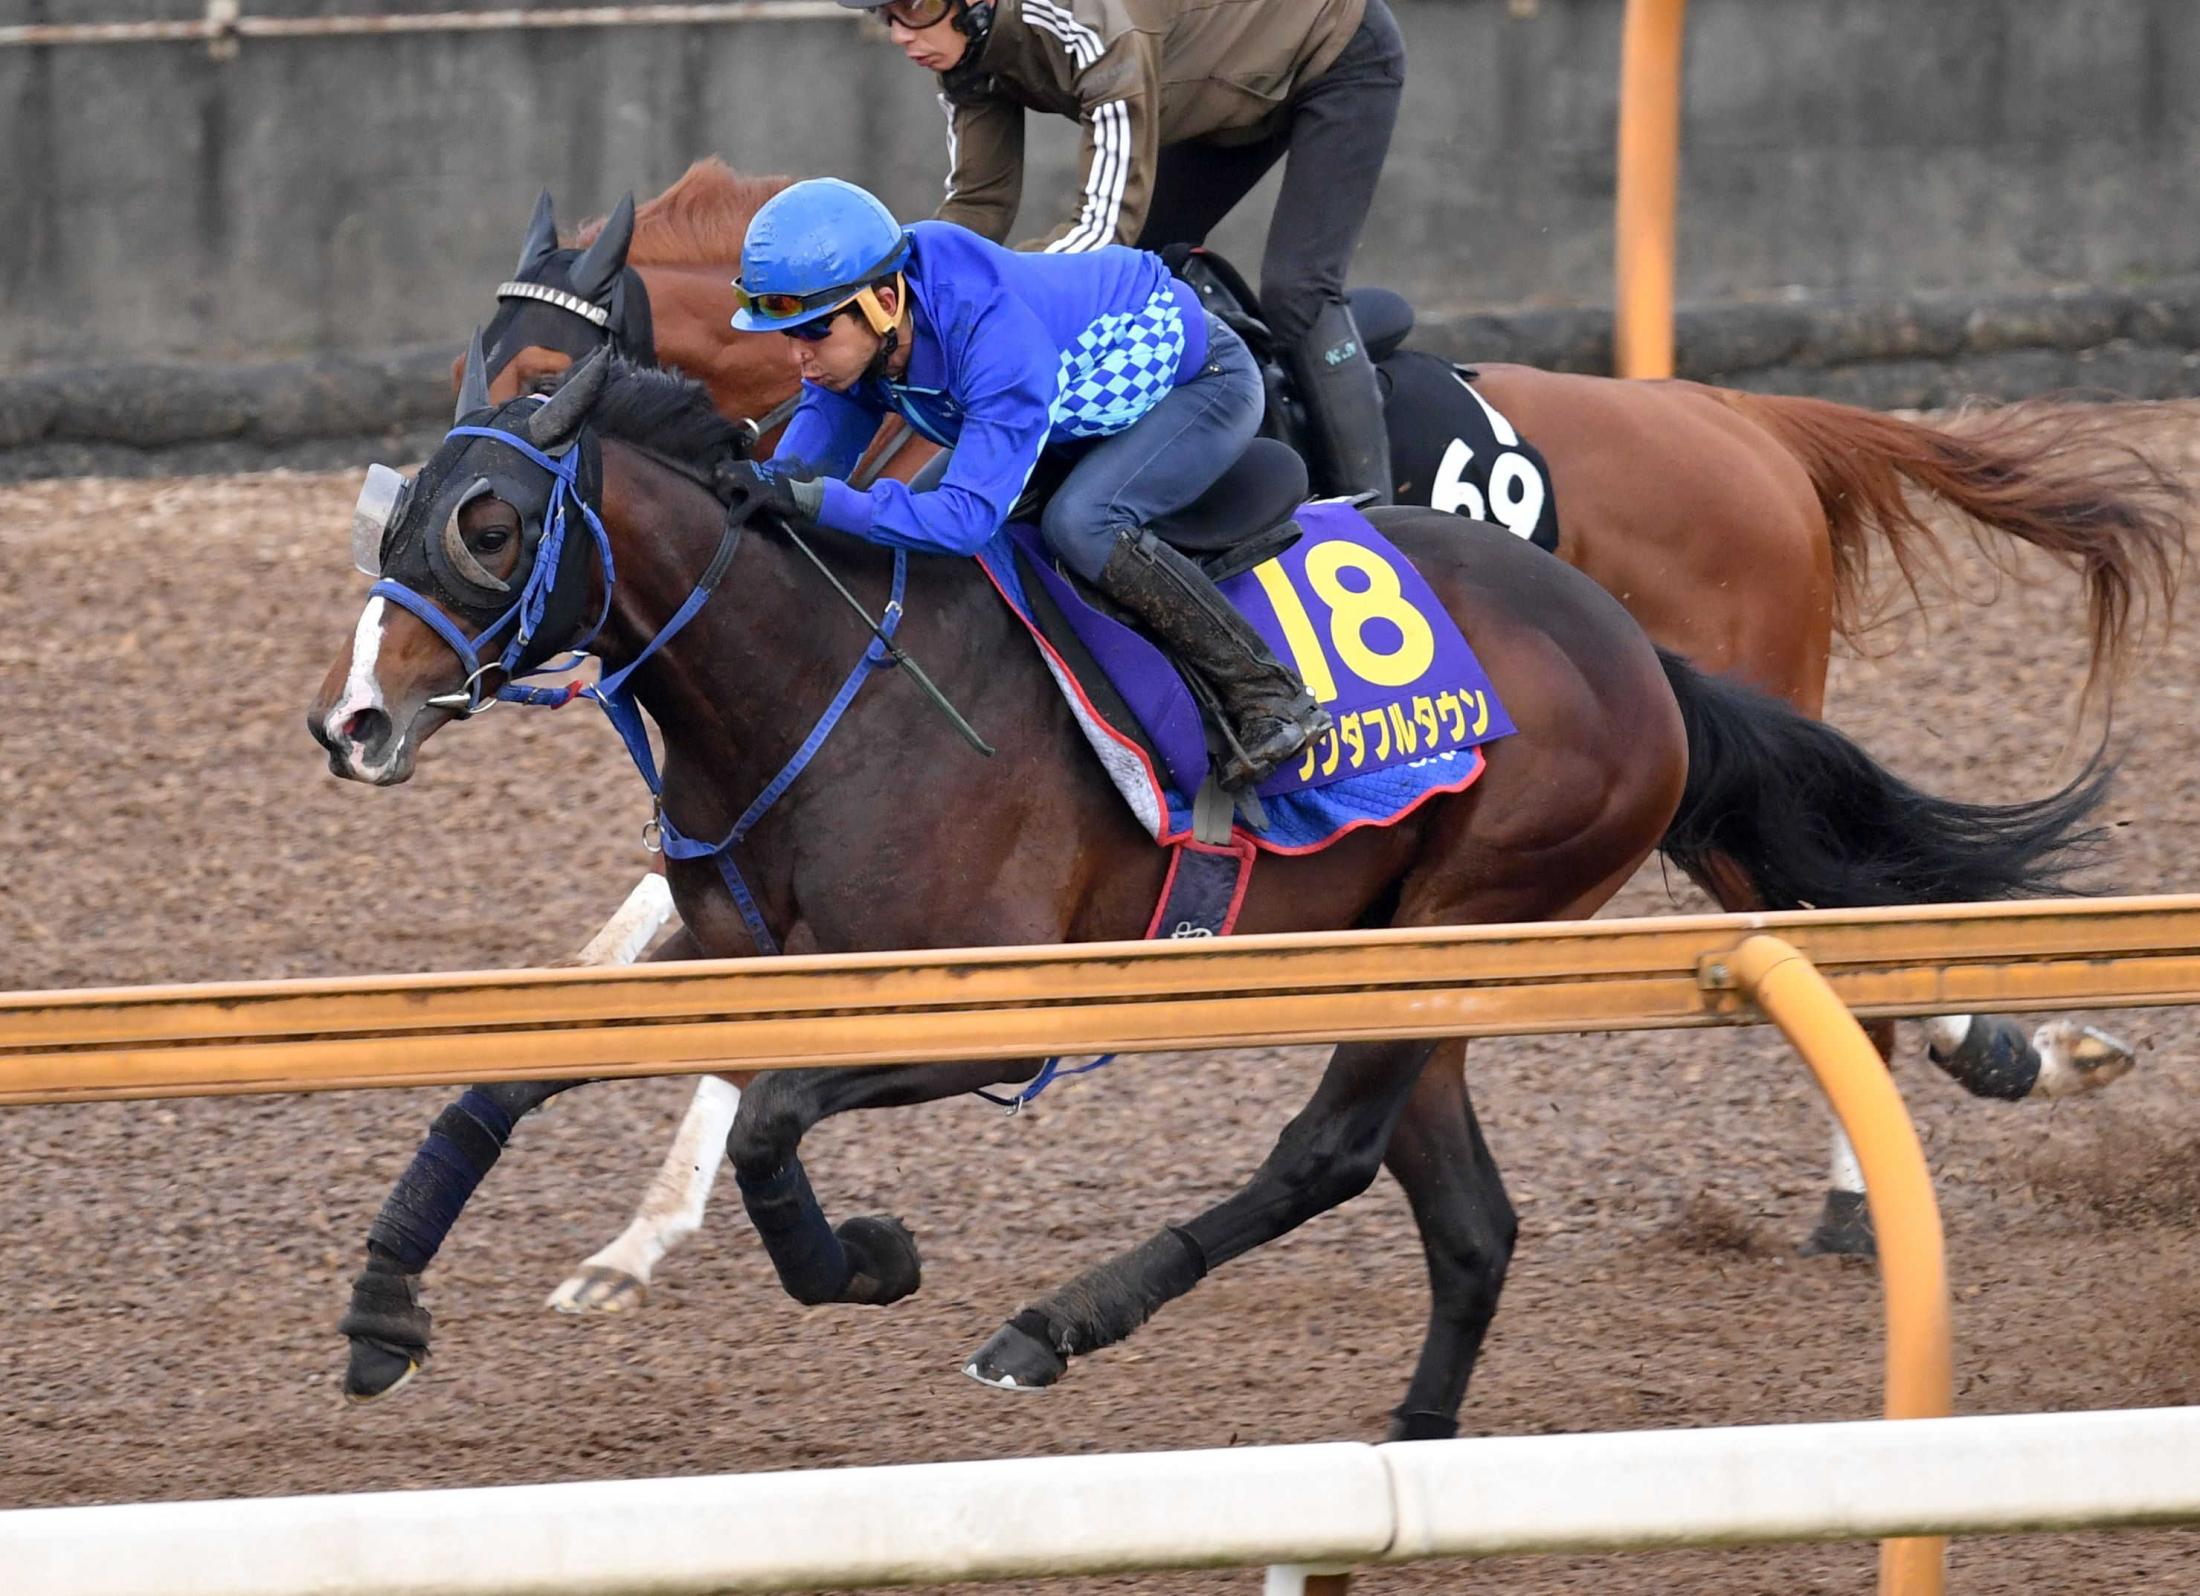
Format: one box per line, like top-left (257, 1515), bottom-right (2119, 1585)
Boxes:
top-left (310, 352), bottom-right (2109, 1435)
top-left (462, 163), bottom-right (2180, 1291)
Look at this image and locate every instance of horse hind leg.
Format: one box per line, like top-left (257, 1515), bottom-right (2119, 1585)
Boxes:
top-left (1383, 1039), bottom-right (1517, 1441)
top-left (963, 1035), bottom-right (1436, 1393)
top-left (1685, 848), bottom-right (1887, 1258)
top-left (1921, 1014), bottom-right (2137, 1101)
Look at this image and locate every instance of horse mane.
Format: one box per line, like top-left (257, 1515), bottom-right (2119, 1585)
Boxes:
top-left (590, 359), bottom-right (747, 470)
top-left (576, 159), bottom-right (797, 268)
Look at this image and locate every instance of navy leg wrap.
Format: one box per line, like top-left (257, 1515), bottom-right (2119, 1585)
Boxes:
top-left (736, 1159), bottom-right (851, 1306)
top-left (366, 1087), bottom-right (517, 1274)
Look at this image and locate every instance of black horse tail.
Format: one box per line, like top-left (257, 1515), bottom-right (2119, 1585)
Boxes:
top-left (1655, 649), bottom-right (2111, 909)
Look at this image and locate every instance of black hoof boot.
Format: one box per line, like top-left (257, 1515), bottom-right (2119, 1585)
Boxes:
top-left (338, 1261), bottom-right (432, 1404)
top-left (344, 1337), bottom-right (427, 1404)
top-left (1799, 1189), bottom-right (1876, 1258)
top-left (837, 1215), bottom-right (922, 1306)
top-left (964, 1309), bottom-right (1067, 1392)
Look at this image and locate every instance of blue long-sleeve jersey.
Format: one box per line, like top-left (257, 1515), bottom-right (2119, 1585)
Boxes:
top-left (771, 219), bottom-right (1208, 558)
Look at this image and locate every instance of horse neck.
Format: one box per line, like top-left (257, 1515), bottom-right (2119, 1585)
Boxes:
top-left (630, 264), bottom-right (798, 434)
top-left (589, 443), bottom-right (926, 825)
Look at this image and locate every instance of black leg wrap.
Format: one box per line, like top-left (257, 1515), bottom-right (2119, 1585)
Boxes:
top-left (1030, 1225), bottom-right (1210, 1357)
top-left (365, 1089), bottom-right (515, 1275)
top-left (1929, 1017), bottom-right (2041, 1101)
top-left (736, 1160), bottom-right (852, 1306)
top-left (338, 1257), bottom-right (432, 1350)
top-left (1388, 1408), bottom-right (1461, 1443)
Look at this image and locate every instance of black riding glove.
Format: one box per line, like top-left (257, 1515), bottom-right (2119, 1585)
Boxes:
top-left (714, 457), bottom-right (825, 524)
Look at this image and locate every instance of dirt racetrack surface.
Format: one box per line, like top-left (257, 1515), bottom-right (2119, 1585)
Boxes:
top-left (6, 405), bottom-right (2200, 1594)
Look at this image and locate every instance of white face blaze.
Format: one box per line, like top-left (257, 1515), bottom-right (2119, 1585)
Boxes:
top-left (322, 594), bottom-right (400, 782)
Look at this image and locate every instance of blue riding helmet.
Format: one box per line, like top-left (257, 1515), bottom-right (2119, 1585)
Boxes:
top-left (732, 178), bottom-right (913, 335)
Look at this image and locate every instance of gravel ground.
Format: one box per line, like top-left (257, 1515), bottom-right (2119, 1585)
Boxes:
top-left (4, 405), bottom-right (2200, 1593)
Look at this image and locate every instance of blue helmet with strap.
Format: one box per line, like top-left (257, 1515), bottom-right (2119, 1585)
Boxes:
top-left (732, 178), bottom-right (913, 336)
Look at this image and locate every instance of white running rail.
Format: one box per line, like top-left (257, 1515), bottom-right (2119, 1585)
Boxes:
top-left (10, 1408), bottom-right (2200, 1595)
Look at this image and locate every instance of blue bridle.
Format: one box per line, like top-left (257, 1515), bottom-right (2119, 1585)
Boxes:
top-left (367, 421), bottom-right (616, 716)
top-left (368, 410), bottom-right (906, 957)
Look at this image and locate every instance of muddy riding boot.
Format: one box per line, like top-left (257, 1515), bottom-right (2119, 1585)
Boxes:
top-left (1096, 529), bottom-right (1333, 789)
top-left (1290, 299), bottom-right (1393, 505)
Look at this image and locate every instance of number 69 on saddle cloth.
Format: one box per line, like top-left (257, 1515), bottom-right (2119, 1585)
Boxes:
top-left (978, 500), bottom-right (1518, 855)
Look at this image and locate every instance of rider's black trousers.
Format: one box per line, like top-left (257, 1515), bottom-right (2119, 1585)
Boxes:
top-left (1133, 0), bottom-right (1407, 345)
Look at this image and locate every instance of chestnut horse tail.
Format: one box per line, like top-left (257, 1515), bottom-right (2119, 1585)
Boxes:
top-left (1723, 390), bottom-right (2188, 700)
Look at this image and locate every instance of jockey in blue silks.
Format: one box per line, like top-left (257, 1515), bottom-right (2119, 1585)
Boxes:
top-left (714, 176), bottom-right (1330, 791)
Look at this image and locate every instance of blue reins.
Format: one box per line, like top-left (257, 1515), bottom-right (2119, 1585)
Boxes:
top-left (371, 412), bottom-right (907, 957)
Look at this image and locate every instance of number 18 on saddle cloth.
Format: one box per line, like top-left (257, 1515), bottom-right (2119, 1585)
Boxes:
top-left (981, 500), bottom-right (1517, 853)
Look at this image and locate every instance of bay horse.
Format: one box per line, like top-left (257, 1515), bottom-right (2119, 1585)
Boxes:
top-left (464, 162), bottom-right (2182, 1288)
top-left (308, 350), bottom-right (2108, 1435)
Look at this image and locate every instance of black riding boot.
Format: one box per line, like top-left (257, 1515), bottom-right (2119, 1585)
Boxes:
top-left (1290, 299), bottom-right (1393, 505)
top-left (1095, 529), bottom-right (1333, 789)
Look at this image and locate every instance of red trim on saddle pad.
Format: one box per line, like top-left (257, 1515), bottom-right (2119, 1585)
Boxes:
top-left (1144, 835), bottom-right (1260, 939)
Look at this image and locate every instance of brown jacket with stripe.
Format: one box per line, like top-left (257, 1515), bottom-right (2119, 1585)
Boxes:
top-left (934, 0), bottom-right (1366, 253)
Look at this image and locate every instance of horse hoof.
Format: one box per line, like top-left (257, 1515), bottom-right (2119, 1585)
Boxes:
top-left (963, 1319), bottom-right (1066, 1391)
top-left (547, 1265), bottom-right (649, 1315)
top-left (2031, 1022), bottom-right (2137, 1099)
top-left (343, 1337), bottom-right (425, 1405)
top-left (1799, 1189), bottom-right (1876, 1259)
top-left (837, 1215), bottom-right (922, 1306)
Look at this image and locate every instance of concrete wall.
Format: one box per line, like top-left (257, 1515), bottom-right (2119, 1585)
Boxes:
top-left (3, 0), bottom-right (2197, 368)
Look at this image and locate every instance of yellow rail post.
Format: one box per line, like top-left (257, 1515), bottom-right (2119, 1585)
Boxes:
top-left (1614, 0), bottom-right (1687, 378)
top-left (1726, 935), bottom-right (1951, 1596)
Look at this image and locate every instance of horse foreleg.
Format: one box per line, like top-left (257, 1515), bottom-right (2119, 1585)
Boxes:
top-left (340, 1074), bottom-right (592, 1403)
top-left (547, 1074), bottom-right (744, 1314)
top-left (728, 1059), bottom-right (1044, 1308)
top-left (1381, 1040), bottom-right (1516, 1441)
top-left (964, 1036), bottom-right (1435, 1392)
top-left (341, 891), bottom-right (687, 1401)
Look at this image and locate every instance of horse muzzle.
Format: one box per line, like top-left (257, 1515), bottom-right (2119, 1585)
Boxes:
top-left (308, 700), bottom-right (428, 786)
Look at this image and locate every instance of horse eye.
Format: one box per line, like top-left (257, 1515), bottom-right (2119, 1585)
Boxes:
top-left (527, 373), bottom-right (562, 395)
top-left (477, 526), bottom-right (512, 553)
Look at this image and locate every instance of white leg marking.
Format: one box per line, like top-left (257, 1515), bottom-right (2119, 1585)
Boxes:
top-left (550, 1076), bottom-right (741, 1311)
top-left (545, 876), bottom-right (727, 1314)
top-left (1923, 1014), bottom-right (1975, 1059)
top-left (1827, 1121), bottom-right (1865, 1197)
top-left (574, 874), bottom-right (675, 965)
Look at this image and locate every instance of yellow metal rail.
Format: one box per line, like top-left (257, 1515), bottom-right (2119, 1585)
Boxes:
top-left (1731, 937), bottom-right (1951, 1596)
top-left (1614, 0), bottom-right (1688, 378)
top-left (6, 896), bottom-right (2199, 1105)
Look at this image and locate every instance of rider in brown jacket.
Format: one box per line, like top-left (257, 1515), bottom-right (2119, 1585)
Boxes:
top-left (838, 0), bottom-right (1406, 504)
